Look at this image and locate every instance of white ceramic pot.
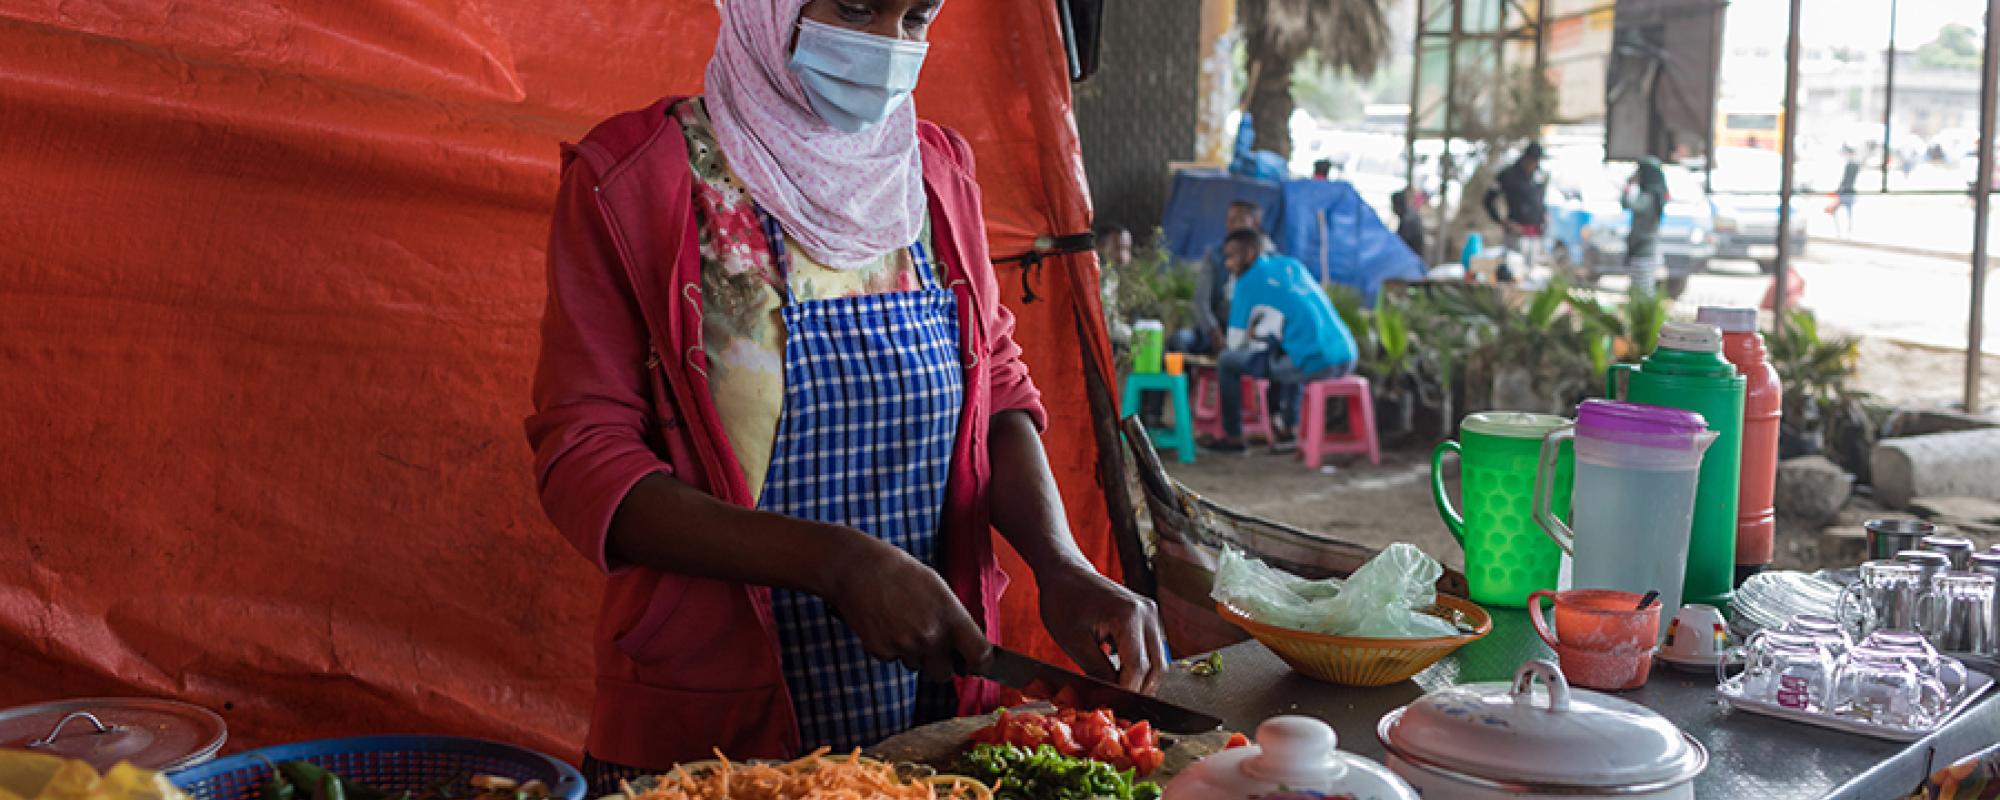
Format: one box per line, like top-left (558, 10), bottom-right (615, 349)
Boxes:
top-left (1166, 716), bottom-right (1417, 800)
top-left (1375, 660), bottom-right (1706, 799)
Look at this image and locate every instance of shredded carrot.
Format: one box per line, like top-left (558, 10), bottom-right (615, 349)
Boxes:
top-left (630, 750), bottom-right (989, 800)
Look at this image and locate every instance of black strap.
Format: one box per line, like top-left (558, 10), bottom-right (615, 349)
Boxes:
top-left (993, 231), bottom-right (1097, 304)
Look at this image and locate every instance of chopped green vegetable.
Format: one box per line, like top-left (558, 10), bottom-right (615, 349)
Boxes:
top-left (954, 744), bottom-right (1162, 800)
top-left (1192, 652), bottom-right (1224, 677)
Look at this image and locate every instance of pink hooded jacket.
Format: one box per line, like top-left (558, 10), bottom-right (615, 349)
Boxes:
top-left (525, 98), bottom-right (1045, 768)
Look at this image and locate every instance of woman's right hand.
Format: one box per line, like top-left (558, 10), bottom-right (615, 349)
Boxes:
top-left (822, 535), bottom-right (993, 682)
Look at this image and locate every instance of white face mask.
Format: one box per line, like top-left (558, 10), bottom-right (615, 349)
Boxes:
top-left (788, 17), bottom-right (929, 133)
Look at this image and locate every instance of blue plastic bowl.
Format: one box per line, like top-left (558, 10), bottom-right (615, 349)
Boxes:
top-left (168, 736), bottom-right (585, 800)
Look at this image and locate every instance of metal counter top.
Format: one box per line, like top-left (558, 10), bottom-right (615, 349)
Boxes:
top-left (1158, 609), bottom-right (2000, 798)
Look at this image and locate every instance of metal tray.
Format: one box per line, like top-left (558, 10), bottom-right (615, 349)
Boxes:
top-left (1718, 670), bottom-right (1994, 742)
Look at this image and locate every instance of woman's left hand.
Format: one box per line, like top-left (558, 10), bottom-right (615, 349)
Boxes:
top-left (986, 410), bottom-right (1168, 693)
top-left (1035, 564), bottom-right (1168, 693)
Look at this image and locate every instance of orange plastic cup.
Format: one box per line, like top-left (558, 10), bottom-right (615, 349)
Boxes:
top-left (1164, 352), bottom-right (1185, 376)
top-left (1528, 589), bottom-right (1661, 690)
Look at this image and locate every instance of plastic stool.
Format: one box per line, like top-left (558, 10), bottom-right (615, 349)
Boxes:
top-left (1299, 375), bottom-right (1380, 467)
top-left (1122, 372), bottom-right (1195, 464)
top-left (1190, 367), bottom-right (1275, 443)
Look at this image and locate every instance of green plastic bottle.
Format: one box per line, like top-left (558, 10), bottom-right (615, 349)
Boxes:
top-left (1609, 321), bottom-right (1746, 610)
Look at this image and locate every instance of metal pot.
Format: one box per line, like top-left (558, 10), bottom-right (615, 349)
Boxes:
top-left (0, 698), bottom-right (226, 773)
top-left (1376, 660), bottom-right (1706, 799)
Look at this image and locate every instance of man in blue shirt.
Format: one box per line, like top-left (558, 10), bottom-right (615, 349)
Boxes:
top-left (1172, 201), bottom-right (1263, 356)
top-left (1206, 229), bottom-right (1358, 453)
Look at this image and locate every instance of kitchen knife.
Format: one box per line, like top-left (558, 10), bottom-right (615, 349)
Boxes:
top-left (964, 646), bottom-right (1222, 734)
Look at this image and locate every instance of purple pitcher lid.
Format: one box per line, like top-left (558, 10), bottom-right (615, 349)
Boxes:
top-left (1576, 399), bottom-right (1708, 438)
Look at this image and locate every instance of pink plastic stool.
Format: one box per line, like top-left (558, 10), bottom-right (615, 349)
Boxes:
top-left (1299, 375), bottom-right (1380, 467)
top-left (1190, 366), bottom-right (1274, 443)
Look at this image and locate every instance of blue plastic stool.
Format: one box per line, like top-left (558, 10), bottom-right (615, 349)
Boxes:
top-left (1122, 371), bottom-right (1195, 464)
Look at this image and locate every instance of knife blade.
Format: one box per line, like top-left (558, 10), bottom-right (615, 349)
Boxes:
top-left (968, 646), bottom-right (1222, 734)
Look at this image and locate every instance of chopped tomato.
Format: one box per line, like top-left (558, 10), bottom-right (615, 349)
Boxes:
top-left (968, 705), bottom-right (1177, 776)
top-left (1129, 746), bottom-right (1166, 776)
top-left (1088, 734), bottom-right (1127, 767)
top-left (1224, 732), bottom-right (1251, 749)
top-left (1124, 720), bottom-right (1155, 752)
top-left (1043, 718), bottom-right (1081, 757)
top-left (1004, 717), bottom-right (1048, 749)
top-left (1073, 716), bottom-right (1113, 751)
top-left (1051, 685), bottom-right (1080, 710)
top-left (998, 688), bottom-right (1029, 708)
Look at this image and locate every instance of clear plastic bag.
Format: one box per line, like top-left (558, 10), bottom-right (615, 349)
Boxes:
top-left (1212, 543), bottom-right (1456, 638)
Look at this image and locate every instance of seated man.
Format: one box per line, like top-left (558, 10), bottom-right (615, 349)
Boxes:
top-left (1172, 200), bottom-right (1262, 356)
top-left (1207, 229), bottom-right (1359, 453)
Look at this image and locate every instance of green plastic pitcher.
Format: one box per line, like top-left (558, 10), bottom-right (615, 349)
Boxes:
top-left (1609, 321), bottom-right (1746, 610)
top-left (1131, 320), bottom-right (1165, 374)
top-left (1431, 412), bottom-right (1575, 607)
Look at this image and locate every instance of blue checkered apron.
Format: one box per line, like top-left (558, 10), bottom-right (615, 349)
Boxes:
top-left (757, 214), bottom-right (964, 753)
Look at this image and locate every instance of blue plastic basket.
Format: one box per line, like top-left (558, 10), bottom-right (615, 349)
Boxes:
top-left (168, 736), bottom-right (586, 800)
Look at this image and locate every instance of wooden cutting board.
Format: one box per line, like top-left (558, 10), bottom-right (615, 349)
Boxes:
top-left (868, 705), bottom-right (1237, 784)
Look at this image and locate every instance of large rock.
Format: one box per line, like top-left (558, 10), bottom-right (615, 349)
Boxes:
top-left (1883, 409), bottom-right (1999, 439)
top-left (1775, 456), bottom-right (1854, 528)
top-left (1872, 429), bottom-right (2000, 510)
top-left (1908, 496), bottom-right (2000, 541)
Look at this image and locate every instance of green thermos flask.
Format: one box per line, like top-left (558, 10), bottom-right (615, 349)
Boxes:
top-left (1609, 321), bottom-right (1746, 610)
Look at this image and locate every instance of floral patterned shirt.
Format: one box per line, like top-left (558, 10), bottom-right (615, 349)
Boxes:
top-left (673, 98), bottom-right (941, 501)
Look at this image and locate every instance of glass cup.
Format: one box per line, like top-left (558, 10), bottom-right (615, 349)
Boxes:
top-left (1830, 646), bottom-right (1949, 728)
top-left (1836, 560), bottom-right (1925, 639)
top-left (1920, 572), bottom-right (1996, 655)
top-left (1784, 613), bottom-right (1853, 661)
top-left (1722, 630), bottom-right (1835, 712)
top-left (1923, 536), bottom-right (1977, 571)
top-left (1863, 630), bottom-right (1971, 707)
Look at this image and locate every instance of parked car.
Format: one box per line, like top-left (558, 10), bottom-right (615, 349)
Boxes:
top-left (1546, 163), bottom-right (1716, 297)
top-left (1707, 146), bottom-right (1811, 273)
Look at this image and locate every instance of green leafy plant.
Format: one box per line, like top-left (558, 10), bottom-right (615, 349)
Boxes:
top-left (1769, 309), bottom-right (1860, 407)
top-left (1767, 308), bottom-right (1876, 473)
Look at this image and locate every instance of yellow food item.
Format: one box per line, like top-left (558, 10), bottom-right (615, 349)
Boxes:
top-left (0, 752), bottom-right (185, 800)
top-left (627, 750), bottom-right (987, 800)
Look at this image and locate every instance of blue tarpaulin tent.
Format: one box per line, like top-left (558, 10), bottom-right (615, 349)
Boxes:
top-left (1160, 170), bottom-right (1423, 305)
top-left (1274, 179), bottom-right (1426, 304)
top-left (1159, 168), bottom-right (1282, 264)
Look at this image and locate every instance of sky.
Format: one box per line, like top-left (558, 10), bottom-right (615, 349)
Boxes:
top-left (1725, 0), bottom-right (1986, 50)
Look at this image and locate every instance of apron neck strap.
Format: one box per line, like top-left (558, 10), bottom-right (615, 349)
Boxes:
top-left (757, 207), bottom-right (932, 306)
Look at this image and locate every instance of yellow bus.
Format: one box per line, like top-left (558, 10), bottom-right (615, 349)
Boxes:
top-left (1716, 102), bottom-right (1784, 151)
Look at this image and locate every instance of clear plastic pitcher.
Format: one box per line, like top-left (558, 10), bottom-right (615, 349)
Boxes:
top-left (1533, 400), bottom-right (1717, 640)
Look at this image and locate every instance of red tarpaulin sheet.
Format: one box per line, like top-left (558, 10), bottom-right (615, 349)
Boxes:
top-left (0, 1), bottom-right (1119, 761)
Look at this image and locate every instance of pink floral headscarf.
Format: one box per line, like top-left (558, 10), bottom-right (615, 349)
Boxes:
top-left (704, 0), bottom-right (929, 270)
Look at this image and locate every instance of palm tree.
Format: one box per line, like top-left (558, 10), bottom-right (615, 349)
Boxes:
top-left (1238, 0), bottom-right (1394, 159)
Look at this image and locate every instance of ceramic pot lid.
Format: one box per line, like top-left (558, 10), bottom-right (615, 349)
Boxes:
top-left (1378, 660), bottom-right (1704, 789)
top-left (0, 698), bottom-right (226, 772)
top-left (1166, 716), bottom-right (1417, 800)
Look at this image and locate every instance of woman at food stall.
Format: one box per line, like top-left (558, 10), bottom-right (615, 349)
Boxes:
top-left (524, 0), bottom-right (1167, 787)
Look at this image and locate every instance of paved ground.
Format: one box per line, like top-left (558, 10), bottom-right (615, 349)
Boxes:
top-left (1676, 242), bottom-right (1999, 356)
top-left (1159, 240), bottom-right (2000, 573)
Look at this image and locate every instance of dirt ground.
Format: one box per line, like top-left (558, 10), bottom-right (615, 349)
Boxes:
top-left (1158, 340), bottom-right (2000, 574)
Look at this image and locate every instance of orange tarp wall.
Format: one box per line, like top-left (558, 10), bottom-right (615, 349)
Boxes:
top-left (0, 1), bottom-right (1118, 760)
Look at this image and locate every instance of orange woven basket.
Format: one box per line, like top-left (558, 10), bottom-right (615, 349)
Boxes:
top-left (1216, 596), bottom-right (1492, 686)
